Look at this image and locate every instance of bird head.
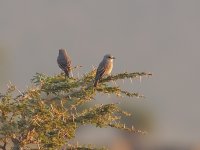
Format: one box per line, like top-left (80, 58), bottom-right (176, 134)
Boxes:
top-left (59, 49), bottom-right (67, 55)
top-left (104, 54), bottom-right (116, 60)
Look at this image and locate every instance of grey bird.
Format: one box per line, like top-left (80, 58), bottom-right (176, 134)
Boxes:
top-left (57, 49), bottom-right (72, 78)
top-left (94, 54), bottom-right (115, 87)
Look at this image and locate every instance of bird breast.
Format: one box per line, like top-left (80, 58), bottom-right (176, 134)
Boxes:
top-left (104, 60), bottom-right (113, 75)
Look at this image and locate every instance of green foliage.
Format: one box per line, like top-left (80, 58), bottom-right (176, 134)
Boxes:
top-left (0, 69), bottom-right (151, 150)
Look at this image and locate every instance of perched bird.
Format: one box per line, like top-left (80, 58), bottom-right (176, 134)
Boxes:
top-left (94, 54), bottom-right (115, 87)
top-left (57, 49), bottom-right (72, 78)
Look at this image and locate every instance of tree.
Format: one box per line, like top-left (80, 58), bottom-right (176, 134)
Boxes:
top-left (0, 68), bottom-right (151, 150)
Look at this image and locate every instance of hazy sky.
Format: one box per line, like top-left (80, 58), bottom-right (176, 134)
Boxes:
top-left (0, 0), bottom-right (200, 145)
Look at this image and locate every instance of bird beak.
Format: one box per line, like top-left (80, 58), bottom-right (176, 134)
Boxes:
top-left (112, 57), bottom-right (116, 59)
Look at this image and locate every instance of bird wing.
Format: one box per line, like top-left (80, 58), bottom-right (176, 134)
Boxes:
top-left (95, 61), bottom-right (106, 81)
top-left (57, 58), bottom-right (67, 69)
top-left (57, 55), bottom-right (71, 71)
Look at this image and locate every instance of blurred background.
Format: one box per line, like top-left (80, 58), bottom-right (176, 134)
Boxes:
top-left (0, 1), bottom-right (200, 149)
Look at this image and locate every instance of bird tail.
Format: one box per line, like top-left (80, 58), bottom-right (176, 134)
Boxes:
top-left (64, 70), bottom-right (70, 78)
top-left (94, 79), bottom-right (99, 87)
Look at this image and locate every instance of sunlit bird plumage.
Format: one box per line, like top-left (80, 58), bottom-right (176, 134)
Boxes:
top-left (94, 54), bottom-right (115, 87)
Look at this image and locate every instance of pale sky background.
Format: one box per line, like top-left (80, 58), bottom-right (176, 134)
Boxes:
top-left (0, 0), bottom-right (200, 146)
